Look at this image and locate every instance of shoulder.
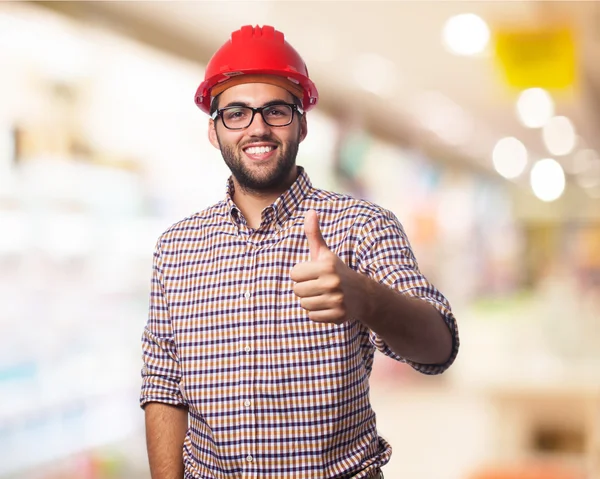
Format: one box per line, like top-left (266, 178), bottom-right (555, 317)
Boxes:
top-left (155, 201), bottom-right (228, 250)
top-left (306, 187), bottom-right (399, 229)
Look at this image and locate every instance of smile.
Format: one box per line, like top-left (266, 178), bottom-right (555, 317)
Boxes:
top-left (244, 145), bottom-right (275, 155)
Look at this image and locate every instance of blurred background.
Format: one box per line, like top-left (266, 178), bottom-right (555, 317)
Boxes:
top-left (1, 1), bottom-right (599, 478)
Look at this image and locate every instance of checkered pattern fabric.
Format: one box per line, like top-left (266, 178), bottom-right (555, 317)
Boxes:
top-left (140, 167), bottom-right (459, 478)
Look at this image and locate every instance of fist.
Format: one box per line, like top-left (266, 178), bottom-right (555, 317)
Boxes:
top-left (290, 210), bottom-right (365, 324)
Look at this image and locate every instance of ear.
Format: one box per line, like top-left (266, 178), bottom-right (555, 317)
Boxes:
top-left (299, 114), bottom-right (308, 143)
top-left (208, 119), bottom-right (221, 150)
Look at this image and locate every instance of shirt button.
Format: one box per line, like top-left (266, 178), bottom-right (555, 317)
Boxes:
top-left (246, 455), bottom-right (253, 463)
top-left (244, 399), bottom-right (251, 407)
top-left (244, 292), bottom-right (251, 299)
top-left (244, 346), bottom-right (252, 353)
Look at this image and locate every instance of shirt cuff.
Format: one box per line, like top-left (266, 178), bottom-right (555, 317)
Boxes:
top-left (140, 376), bottom-right (187, 409)
top-left (369, 297), bottom-right (459, 375)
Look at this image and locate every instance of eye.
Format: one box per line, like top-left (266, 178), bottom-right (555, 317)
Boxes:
top-left (223, 107), bottom-right (250, 121)
top-left (265, 105), bottom-right (291, 117)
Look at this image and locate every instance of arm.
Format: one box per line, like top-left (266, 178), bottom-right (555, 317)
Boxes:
top-left (291, 209), bottom-right (459, 373)
top-left (141, 240), bottom-right (189, 476)
top-left (145, 402), bottom-right (188, 479)
top-left (353, 211), bottom-right (459, 369)
top-left (354, 272), bottom-right (453, 364)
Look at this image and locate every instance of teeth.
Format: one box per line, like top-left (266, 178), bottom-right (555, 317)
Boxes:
top-left (245, 146), bottom-right (274, 155)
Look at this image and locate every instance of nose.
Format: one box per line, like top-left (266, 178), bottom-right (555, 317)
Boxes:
top-left (246, 110), bottom-right (271, 136)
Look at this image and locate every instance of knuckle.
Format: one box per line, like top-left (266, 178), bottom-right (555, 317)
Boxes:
top-left (331, 293), bottom-right (344, 307)
top-left (328, 275), bottom-right (342, 291)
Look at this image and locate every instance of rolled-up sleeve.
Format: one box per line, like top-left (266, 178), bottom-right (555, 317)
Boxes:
top-left (140, 240), bottom-right (187, 408)
top-left (356, 209), bottom-right (459, 375)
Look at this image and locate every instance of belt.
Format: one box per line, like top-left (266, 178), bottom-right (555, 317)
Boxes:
top-left (360, 469), bottom-right (384, 479)
top-left (339, 467), bottom-right (384, 479)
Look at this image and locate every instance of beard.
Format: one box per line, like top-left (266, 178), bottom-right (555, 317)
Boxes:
top-left (217, 133), bottom-right (300, 194)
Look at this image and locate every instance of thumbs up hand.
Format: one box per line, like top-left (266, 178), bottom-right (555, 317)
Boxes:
top-left (304, 209), bottom-right (329, 262)
top-left (290, 210), bottom-right (370, 324)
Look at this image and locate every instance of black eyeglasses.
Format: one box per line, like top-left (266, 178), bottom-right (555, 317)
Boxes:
top-left (211, 102), bottom-right (304, 130)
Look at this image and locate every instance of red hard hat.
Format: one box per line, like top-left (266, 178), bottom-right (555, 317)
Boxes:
top-left (194, 25), bottom-right (319, 114)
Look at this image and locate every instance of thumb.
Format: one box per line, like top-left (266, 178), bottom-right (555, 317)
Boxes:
top-left (304, 209), bottom-right (328, 261)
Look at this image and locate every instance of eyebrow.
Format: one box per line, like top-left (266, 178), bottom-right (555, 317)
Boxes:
top-left (222, 99), bottom-right (292, 109)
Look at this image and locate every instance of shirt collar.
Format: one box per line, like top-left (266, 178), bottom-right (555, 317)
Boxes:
top-left (224, 166), bottom-right (313, 228)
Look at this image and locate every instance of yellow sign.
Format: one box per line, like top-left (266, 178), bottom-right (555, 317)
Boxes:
top-left (494, 27), bottom-right (576, 90)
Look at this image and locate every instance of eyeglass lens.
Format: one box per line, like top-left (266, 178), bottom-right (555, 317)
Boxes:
top-left (221, 104), bottom-right (293, 128)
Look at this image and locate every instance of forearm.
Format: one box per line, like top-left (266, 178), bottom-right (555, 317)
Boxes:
top-left (359, 274), bottom-right (453, 365)
top-left (144, 402), bottom-right (189, 479)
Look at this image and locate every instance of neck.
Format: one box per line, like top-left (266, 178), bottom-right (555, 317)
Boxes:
top-left (232, 166), bottom-right (298, 229)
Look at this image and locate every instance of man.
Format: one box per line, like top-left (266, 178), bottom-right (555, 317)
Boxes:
top-left (141, 25), bottom-right (459, 479)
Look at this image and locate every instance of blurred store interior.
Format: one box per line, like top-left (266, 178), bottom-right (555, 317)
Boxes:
top-left (1, 1), bottom-right (599, 478)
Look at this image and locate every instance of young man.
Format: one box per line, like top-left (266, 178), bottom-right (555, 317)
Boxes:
top-left (141, 25), bottom-right (459, 479)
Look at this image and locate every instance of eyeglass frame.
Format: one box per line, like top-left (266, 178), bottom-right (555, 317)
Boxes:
top-left (211, 102), bottom-right (304, 130)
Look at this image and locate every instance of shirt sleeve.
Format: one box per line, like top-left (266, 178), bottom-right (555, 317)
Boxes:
top-left (140, 240), bottom-right (187, 408)
top-left (355, 208), bottom-right (459, 375)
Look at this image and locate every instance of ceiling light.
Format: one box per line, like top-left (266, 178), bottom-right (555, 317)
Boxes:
top-left (516, 88), bottom-right (554, 128)
top-left (442, 13), bottom-right (490, 56)
top-left (542, 116), bottom-right (577, 156)
top-left (530, 158), bottom-right (565, 202)
top-left (492, 137), bottom-right (528, 179)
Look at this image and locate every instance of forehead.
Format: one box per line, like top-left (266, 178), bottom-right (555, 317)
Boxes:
top-left (218, 82), bottom-right (295, 106)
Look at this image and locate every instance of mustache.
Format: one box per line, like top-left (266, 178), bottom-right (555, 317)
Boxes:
top-left (240, 137), bottom-right (281, 148)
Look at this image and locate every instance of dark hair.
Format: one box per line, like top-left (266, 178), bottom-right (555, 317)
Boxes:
top-left (209, 94), bottom-right (221, 116)
top-left (209, 92), bottom-right (303, 117)
top-left (291, 95), bottom-right (302, 109)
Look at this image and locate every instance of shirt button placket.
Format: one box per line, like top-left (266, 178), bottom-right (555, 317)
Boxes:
top-left (241, 240), bottom-right (257, 476)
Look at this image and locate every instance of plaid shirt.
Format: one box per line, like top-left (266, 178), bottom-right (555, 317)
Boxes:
top-left (140, 167), bottom-right (459, 479)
